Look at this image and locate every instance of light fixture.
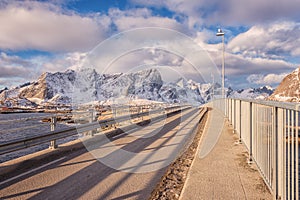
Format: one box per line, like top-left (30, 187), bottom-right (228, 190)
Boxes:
top-left (216, 28), bottom-right (225, 98)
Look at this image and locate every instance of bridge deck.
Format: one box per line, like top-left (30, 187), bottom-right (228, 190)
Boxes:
top-left (181, 108), bottom-right (272, 199)
top-left (0, 108), bottom-right (202, 200)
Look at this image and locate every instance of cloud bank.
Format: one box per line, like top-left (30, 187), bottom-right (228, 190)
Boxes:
top-left (0, 0), bottom-right (299, 89)
top-left (247, 73), bottom-right (288, 85)
top-left (0, 1), bottom-right (108, 52)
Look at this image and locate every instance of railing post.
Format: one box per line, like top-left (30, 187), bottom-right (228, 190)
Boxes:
top-left (296, 105), bottom-right (299, 200)
top-left (224, 98), bottom-right (227, 117)
top-left (233, 99), bottom-right (236, 133)
top-left (225, 98), bottom-right (227, 117)
top-left (226, 99), bottom-right (229, 120)
top-left (230, 99), bottom-right (233, 124)
top-left (296, 107), bottom-right (299, 200)
top-left (248, 102), bottom-right (253, 163)
top-left (275, 107), bottom-right (282, 200)
top-left (239, 100), bottom-right (242, 143)
top-left (49, 116), bottom-right (57, 149)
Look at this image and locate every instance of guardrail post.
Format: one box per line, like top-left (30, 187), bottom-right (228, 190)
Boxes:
top-left (89, 109), bottom-right (96, 136)
top-left (141, 106), bottom-right (144, 121)
top-left (49, 116), bottom-right (57, 149)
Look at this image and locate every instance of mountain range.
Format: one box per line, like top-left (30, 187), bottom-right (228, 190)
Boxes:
top-left (0, 68), bottom-right (280, 108)
top-left (0, 68), bottom-right (205, 107)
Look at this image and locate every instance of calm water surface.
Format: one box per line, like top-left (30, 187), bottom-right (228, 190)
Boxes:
top-left (0, 113), bottom-right (78, 163)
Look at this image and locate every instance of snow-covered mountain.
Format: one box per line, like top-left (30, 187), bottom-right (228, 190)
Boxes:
top-left (268, 67), bottom-right (300, 102)
top-left (73, 68), bottom-right (217, 105)
top-left (0, 68), bottom-right (276, 108)
top-left (72, 68), bottom-right (164, 104)
top-left (229, 86), bottom-right (274, 100)
top-left (159, 78), bottom-right (207, 104)
top-left (0, 68), bottom-right (212, 107)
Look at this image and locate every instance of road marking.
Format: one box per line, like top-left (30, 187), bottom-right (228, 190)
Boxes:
top-left (0, 156), bottom-right (66, 186)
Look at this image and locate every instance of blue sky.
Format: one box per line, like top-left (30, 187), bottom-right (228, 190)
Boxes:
top-left (0, 0), bottom-right (300, 89)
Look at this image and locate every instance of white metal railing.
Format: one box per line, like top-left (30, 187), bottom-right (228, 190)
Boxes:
top-left (212, 98), bottom-right (300, 200)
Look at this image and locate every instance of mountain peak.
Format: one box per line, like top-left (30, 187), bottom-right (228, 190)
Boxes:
top-left (268, 66), bottom-right (300, 102)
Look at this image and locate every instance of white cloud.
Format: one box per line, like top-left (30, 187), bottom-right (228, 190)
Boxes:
top-left (0, 77), bottom-right (29, 89)
top-left (80, 27), bottom-right (221, 84)
top-left (0, 52), bottom-right (38, 88)
top-left (207, 50), bottom-right (296, 76)
top-left (0, 52), bottom-right (32, 67)
top-left (0, 52), bottom-right (33, 78)
top-left (0, 65), bottom-right (30, 78)
top-left (247, 73), bottom-right (288, 85)
top-left (131, 0), bottom-right (300, 26)
top-left (228, 21), bottom-right (300, 58)
top-left (108, 8), bottom-right (189, 33)
top-left (40, 52), bottom-right (87, 72)
top-left (210, 0), bottom-right (300, 25)
top-left (129, 0), bottom-right (206, 29)
top-left (0, 51), bottom-right (86, 87)
top-left (0, 1), bottom-right (109, 52)
top-left (0, 2), bottom-right (193, 52)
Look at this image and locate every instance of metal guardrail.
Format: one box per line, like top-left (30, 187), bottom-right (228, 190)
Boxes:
top-left (0, 105), bottom-right (188, 155)
top-left (212, 98), bottom-right (300, 200)
top-left (0, 104), bottom-right (163, 124)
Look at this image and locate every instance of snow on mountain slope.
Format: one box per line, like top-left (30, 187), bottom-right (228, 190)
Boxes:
top-left (99, 68), bottom-right (163, 100)
top-left (0, 82), bottom-right (37, 107)
top-left (268, 67), bottom-right (300, 102)
top-left (229, 86), bottom-right (274, 100)
top-left (19, 70), bottom-right (76, 104)
top-left (159, 78), bottom-right (205, 104)
top-left (72, 68), bottom-right (164, 104)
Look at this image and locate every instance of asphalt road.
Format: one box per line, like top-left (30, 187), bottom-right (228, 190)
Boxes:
top-left (0, 107), bottom-right (202, 200)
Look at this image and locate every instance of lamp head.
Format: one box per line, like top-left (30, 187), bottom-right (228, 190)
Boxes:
top-left (216, 28), bottom-right (224, 36)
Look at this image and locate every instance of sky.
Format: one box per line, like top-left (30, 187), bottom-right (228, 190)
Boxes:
top-left (0, 0), bottom-right (300, 89)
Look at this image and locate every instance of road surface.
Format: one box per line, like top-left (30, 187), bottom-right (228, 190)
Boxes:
top-left (0, 107), bottom-right (202, 200)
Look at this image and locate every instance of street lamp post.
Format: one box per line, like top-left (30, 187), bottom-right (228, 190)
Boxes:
top-left (216, 28), bottom-right (225, 98)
